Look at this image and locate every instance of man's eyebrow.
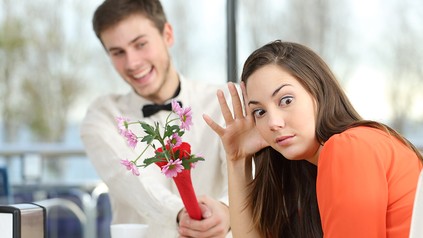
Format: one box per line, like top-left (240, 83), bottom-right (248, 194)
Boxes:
top-left (129, 35), bottom-right (144, 45)
top-left (107, 35), bottom-right (145, 52)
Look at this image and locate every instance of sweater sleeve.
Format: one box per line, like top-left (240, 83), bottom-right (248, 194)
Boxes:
top-left (316, 130), bottom-right (388, 238)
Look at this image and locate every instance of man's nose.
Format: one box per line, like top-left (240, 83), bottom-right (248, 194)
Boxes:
top-left (125, 50), bottom-right (142, 71)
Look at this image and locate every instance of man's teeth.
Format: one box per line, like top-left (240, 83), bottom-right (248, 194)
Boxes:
top-left (134, 69), bottom-right (150, 79)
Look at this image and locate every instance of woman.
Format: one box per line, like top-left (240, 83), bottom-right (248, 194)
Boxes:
top-left (203, 40), bottom-right (423, 238)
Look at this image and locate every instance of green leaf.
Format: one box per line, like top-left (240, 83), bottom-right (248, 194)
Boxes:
top-left (180, 155), bottom-right (205, 170)
top-left (143, 156), bottom-right (164, 166)
top-left (141, 135), bottom-right (155, 144)
top-left (141, 122), bottom-right (156, 135)
top-left (164, 125), bottom-right (180, 138)
top-left (173, 150), bottom-right (180, 159)
top-left (189, 155), bottom-right (205, 163)
top-left (181, 159), bottom-right (191, 170)
top-left (154, 122), bottom-right (161, 135)
top-left (155, 149), bottom-right (170, 160)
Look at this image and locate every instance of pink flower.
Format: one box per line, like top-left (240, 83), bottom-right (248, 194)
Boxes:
top-left (124, 130), bottom-right (138, 149)
top-left (171, 99), bottom-right (182, 114)
top-left (161, 159), bottom-right (183, 178)
top-left (120, 159), bottom-right (140, 176)
top-left (171, 99), bottom-right (193, 130)
top-left (167, 133), bottom-right (182, 148)
top-left (116, 116), bottom-right (129, 135)
top-left (178, 107), bottom-right (193, 131)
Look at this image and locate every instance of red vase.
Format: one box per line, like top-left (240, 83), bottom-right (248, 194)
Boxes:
top-left (154, 143), bottom-right (202, 220)
top-left (172, 169), bottom-right (202, 220)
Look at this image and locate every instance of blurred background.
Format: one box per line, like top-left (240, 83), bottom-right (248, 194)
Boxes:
top-left (1, 0), bottom-right (422, 237)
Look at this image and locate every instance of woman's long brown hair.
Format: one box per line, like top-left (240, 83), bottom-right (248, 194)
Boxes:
top-left (241, 40), bottom-right (423, 238)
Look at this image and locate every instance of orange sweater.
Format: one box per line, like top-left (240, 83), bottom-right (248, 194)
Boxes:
top-left (317, 127), bottom-right (422, 238)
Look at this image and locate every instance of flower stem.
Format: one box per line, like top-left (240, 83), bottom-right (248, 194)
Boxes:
top-left (134, 144), bottom-right (151, 164)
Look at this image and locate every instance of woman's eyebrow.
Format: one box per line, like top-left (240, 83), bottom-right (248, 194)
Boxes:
top-left (272, 83), bottom-right (291, 97)
top-left (248, 83), bottom-right (292, 106)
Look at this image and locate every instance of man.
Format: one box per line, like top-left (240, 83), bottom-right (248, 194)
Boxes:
top-left (80, 0), bottom-right (231, 237)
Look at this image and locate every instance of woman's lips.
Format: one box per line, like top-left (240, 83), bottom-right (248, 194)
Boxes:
top-left (275, 135), bottom-right (294, 146)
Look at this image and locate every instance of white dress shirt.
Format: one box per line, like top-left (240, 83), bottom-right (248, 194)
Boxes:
top-left (80, 76), bottom-right (230, 237)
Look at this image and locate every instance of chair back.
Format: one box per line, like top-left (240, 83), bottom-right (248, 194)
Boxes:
top-left (0, 167), bottom-right (12, 204)
top-left (410, 169), bottom-right (423, 238)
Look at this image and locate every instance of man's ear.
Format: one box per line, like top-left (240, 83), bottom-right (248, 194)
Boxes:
top-left (162, 22), bottom-right (174, 47)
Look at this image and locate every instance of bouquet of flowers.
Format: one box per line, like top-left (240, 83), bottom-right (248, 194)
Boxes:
top-left (117, 99), bottom-right (204, 220)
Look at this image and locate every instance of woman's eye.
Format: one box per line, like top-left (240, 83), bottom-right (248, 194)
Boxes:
top-left (280, 96), bottom-right (293, 107)
top-left (252, 109), bottom-right (265, 118)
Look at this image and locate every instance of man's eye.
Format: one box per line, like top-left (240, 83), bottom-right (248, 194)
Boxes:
top-left (136, 42), bottom-right (147, 49)
top-left (280, 96), bottom-right (293, 107)
top-left (111, 51), bottom-right (124, 57)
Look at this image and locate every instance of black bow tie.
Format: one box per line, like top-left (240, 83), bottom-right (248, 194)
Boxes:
top-left (141, 101), bottom-right (182, 117)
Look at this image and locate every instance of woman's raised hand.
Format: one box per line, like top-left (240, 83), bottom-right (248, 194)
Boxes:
top-left (203, 82), bottom-right (268, 161)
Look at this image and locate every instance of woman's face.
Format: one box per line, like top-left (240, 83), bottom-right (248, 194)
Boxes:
top-left (246, 64), bottom-right (320, 164)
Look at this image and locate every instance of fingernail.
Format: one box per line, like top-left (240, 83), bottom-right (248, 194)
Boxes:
top-left (203, 211), bottom-right (212, 218)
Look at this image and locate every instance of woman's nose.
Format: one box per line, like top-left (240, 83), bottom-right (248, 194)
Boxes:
top-left (267, 110), bottom-right (285, 131)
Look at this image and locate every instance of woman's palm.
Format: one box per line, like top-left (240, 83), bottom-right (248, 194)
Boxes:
top-left (203, 82), bottom-right (268, 160)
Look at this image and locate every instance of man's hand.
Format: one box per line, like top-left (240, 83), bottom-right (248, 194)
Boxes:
top-left (178, 195), bottom-right (230, 238)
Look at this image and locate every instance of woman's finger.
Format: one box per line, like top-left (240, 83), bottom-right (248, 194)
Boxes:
top-left (228, 82), bottom-right (244, 119)
top-left (216, 89), bottom-right (234, 124)
top-left (240, 82), bottom-right (251, 118)
top-left (202, 114), bottom-right (225, 137)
